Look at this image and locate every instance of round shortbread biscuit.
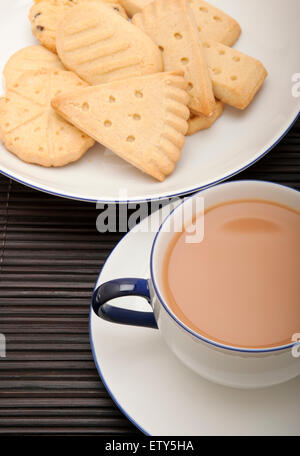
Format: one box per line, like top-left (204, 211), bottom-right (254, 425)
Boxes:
top-left (0, 69), bottom-right (95, 167)
top-left (29, 0), bottom-right (128, 53)
top-left (3, 45), bottom-right (64, 88)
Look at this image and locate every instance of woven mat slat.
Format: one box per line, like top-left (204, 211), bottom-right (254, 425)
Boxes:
top-left (0, 117), bottom-right (299, 436)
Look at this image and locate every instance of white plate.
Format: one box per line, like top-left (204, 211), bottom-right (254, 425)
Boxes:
top-left (0, 0), bottom-right (299, 202)
top-left (90, 205), bottom-right (300, 436)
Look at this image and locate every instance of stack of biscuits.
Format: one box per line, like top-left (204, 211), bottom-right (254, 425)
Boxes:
top-left (0, 0), bottom-right (268, 181)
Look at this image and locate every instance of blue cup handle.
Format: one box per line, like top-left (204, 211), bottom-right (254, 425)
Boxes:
top-left (92, 278), bottom-right (158, 329)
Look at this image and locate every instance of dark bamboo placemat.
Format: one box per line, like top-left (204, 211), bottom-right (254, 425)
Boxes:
top-left (0, 117), bottom-right (299, 436)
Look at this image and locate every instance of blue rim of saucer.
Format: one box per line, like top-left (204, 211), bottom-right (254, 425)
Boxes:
top-left (0, 112), bottom-right (299, 203)
top-left (90, 183), bottom-right (300, 435)
top-left (89, 231), bottom-right (151, 436)
top-left (150, 179), bottom-right (300, 354)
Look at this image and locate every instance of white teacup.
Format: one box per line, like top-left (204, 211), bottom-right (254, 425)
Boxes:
top-left (92, 181), bottom-right (300, 388)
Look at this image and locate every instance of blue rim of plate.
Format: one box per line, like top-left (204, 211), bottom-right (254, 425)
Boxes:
top-left (0, 112), bottom-right (299, 203)
top-left (150, 179), bottom-right (300, 354)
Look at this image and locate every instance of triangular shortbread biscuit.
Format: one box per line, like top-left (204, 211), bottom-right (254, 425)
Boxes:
top-left (0, 70), bottom-right (95, 167)
top-left (52, 72), bottom-right (190, 181)
top-left (56, 1), bottom-right (163, 85)
top-left (132, 0), bottom-right (215, 116)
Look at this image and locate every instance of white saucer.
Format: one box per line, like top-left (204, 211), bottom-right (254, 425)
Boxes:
top-left (90, 206), bottom-right (300, 436)
top-left (0, 0), bottom-right (299, 202)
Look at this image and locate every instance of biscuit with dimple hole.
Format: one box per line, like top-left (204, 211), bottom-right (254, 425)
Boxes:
top-left (0, 70), bottom-right (95, 167)
top-left (203, 40), bottom-right (268, 109)
top-left (52, 72), bottom-right (189, 181)
top-left (184, 0), bottom-right (241, 47)
top-left (128, 0), bottom-right (241, 46)
top-left (56, 1), bottom-right (163, 85)
top-left (187, 100), bottom-right (224, 135)
top-left (29, 0), bottom-right (128, 53)
top-left (132, 0), bottom-right (215, 116)
top-left (4, 45), bottom-right (64, 88)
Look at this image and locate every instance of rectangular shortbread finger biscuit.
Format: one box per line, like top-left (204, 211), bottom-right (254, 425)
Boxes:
top-left (189, 0), bottom-right (241, 47)
top-left (203, 40), bottom-right (268, 109)
top-left (128, 0), bottom-right (241, 46)
top-left (132, 0), bottom-right (216, 116)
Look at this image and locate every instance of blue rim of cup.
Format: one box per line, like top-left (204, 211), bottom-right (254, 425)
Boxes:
top-left (89, 180), bottom-right (300, 435)
top-left (150, 179), bottom-right (300, 354)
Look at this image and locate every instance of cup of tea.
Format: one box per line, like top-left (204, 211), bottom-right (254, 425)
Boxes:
top-left (92, 180), bottom-right (300, 388)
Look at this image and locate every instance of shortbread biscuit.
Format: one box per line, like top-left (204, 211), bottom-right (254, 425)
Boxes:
top-left (187, 100), bottom-right (224, 135)
top-left (188, 0), bottom-right (241, 47)
top-left (203, 40), bottom-right (268, 109)
top-left (128, 0), bottom-right (241, 45)
top-left (56, 2), bottom-right (163, 85)
top-left (29, 0), bottom-right (128, 53)
top-left (52, 72), bottom-right (189, 181)
top-left (3, 45), bottom-right (64, 88)
top-left (0, 70), bottom-right (95, 167)
top-left (119, 0), bottom-right (149, 16)
top-left (132, 0), bottom-right (215, 116)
